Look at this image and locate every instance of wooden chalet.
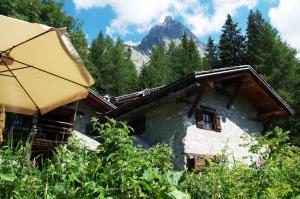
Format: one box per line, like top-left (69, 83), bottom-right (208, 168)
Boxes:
top-left (6, 89), bottom-right (116, 150)
top-left (106, 65), bottom-right (293, 169)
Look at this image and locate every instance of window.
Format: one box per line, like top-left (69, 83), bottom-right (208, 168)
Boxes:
top-left (203, 112), bottom-right (213, 129)
top-left (195, 107), bottom-right (222, 132)
top-left (128, 116), bottom-right (145, 135)
top-left (186, 154), bottom-right (221, 172)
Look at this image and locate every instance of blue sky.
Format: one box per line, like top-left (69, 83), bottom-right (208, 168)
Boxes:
top-left (64, 0), bottom-right (300, 56)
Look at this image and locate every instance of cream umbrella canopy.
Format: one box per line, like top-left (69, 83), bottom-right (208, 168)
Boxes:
top-left (0, 15), bottom-right (95, 115)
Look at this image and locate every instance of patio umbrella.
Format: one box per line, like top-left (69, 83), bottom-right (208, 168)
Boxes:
top-left (0, 15), bottom-right (95, 115)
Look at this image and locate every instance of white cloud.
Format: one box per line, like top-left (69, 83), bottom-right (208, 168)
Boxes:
top-left (124, 40), bottom-right (140, 46)
top-left (73, 0), bottom-right (258, 37)
top-left (269, 0), bottom-right (300, 57)
top-left (182, 0), bottom-right (258, 36)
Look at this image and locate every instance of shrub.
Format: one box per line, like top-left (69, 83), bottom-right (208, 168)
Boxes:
top-left (0, 120), bottom-right (299, 199)
top-left (0, 119), bottom-right (189, 198)
top-left (178, 127), bottom-right (300, 199)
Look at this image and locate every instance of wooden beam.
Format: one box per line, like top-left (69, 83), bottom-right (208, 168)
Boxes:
top-left (73, 101), bottom-right (79, 128)
top-left (185, 82), bottom-right (214, 97)
top-left (258, 110), bottom-right (285, 120)
top-left (185, 83), bottom-right (202, 97)
top-left (188, 92), bottom-right (203, 118)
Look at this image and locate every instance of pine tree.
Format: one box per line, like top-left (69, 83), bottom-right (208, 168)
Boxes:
top-left (245, 10), bottom-right (265, 66)
top-left (219, 14), bottom-right (245, 67)
top-left (204, 36), bottom-right (219, 69)
top-left (178, 33), bottom-right (190, 76)
top-left (244, 11), bottom-right (300, 145)
top-left (111, 38), bottom-right (138, 96)
top-left (187, 37), bottom-right (203, 71)
top-left (89, 32), bottom-right (107, 93)
top-left (167, 41), bottom-right (181, 80)
top-left (139, 44), bottom-right (173, 88)
top-left (89, 34), bottom-right (138, 96)
top-left (174, 33), bottom-right (203, 77)
top-left (289, 65), bottom-right (300, 145)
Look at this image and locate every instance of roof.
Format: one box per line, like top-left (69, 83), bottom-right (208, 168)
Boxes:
top-left (113, 86), bottom-right (164, 107)
top-left (106, 65), bottom-right (293, 119)
top-left (85, 89), bottom-right (116, 112)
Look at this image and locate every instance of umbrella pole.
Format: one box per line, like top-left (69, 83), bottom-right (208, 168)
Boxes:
top-left (0, 105), bottom-right (5, 143)
top-left (28, 113), bottom-right (38, 143)
top-left (73, 101), bottom-right (79, 129)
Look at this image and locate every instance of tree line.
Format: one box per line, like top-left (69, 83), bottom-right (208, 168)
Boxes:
top-left (1, 1), bottom-right (299, 144)
top-left (88, 10), bottom-right (300, 145)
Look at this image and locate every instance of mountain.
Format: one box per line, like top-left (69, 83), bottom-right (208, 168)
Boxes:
top-left (137, 16), bottom-right (206, 55)
top-left (126, 45), bottom-right (150, 73)
top-left (128, 16), bottom-right (206, 72)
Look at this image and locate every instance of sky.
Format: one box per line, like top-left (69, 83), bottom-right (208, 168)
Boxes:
top-left (64, 0), bottom-right (300, 56)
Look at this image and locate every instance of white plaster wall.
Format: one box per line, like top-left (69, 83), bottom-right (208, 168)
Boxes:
top-left (182, 90), bottom-right (263, 165)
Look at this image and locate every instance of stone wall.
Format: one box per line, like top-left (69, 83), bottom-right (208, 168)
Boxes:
top-left (182, 90), bottom-right (263, 167)
top-left (133, 90), bottom-right (263, 169)
top-left (134, 97), bottom-right (186, 168)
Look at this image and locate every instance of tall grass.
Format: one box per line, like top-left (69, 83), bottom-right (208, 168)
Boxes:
top-left (0, 119), bottom-right (299, 198)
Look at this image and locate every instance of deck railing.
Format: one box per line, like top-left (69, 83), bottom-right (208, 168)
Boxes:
top-left (7, 115), bottom-right (73, 149)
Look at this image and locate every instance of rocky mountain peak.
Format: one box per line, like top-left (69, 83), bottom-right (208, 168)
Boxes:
top-left (137, 16), bottom-right (203, 54)
top-left (128, 16), bottom-right (206, 73)
top-left (164, 15), bottom-right (173, 23)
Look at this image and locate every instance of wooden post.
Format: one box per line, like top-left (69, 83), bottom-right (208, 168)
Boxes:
top-left (188, 93), bottom-right (203, 118)
top-left (0, 105), bottom-right (5, 143)
top-left (73, 101), bottom-right (79, 129)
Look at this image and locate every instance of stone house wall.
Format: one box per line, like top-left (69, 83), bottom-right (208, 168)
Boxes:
top-left (134, 90), bottom-right (263, 169)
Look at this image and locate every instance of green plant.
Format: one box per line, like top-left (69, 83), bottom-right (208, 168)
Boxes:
top-left (178, 127), bottom-right (300, 199)
top-left (0, 121), bottom-right (298, 199)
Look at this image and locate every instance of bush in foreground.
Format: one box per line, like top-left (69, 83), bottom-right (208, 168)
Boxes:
top-left (0, 119), bottom-right (299, 198)
top-left (179, 127), bottom-right (300, 199)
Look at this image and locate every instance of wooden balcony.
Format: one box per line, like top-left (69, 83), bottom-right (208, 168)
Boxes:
top-left (7, 114), bottom-right (73, 150)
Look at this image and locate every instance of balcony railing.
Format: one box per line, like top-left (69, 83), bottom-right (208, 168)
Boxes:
top-left (7, 115), bottom-right (73, 150)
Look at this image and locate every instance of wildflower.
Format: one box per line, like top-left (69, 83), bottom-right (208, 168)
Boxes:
top-left (32, 158), bottom-right (37, 167)
top-left (256, 158), bottom-right (264, 168)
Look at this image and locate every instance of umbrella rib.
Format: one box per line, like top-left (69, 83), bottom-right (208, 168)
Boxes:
top-left (1, 55), bottom-right (88, 88)
top-left (0, 53), bottom-right (39, 110)
top-left (4, 28), bottom-right (55, 52)
top-left (0, 74), bottom-right (14, 77)
top-left (0, 66), bottom-right (32, 74)
top-left (31, 65), bottom-right (88, 88)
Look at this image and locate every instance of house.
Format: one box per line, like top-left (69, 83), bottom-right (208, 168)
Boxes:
top-left (107, 65), bottom-right (293, 170)
top-left (6, 89), bottom-right (116, 150)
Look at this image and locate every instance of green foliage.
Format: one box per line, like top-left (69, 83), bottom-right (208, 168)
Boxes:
top-left (243, 10), bottom-right (300, 145)
top-left (0, 119), bottom-right (190, 198)
top-left (202, 9), bottom-right (300, 145)
top-left (178, 128), bottom-right (300, 199)
top-left (218, 14), bottom-right (245, 67)
top-left (139, 44), bottom-right (173, 88)
top-left (174, 33), bottom-right (204, 77)
top-left (0, 123), bottom-right (299, 198)
top-left (0, 142), bottom-right (42, 198)
top-left (90, 34), bottom-right (138, 96)
top-left (203, 36), bottom-right (219, 69)
top-left (245, 9), bottom-right (265, 67)
top-left (140, 34), bottom-right (205, 89)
